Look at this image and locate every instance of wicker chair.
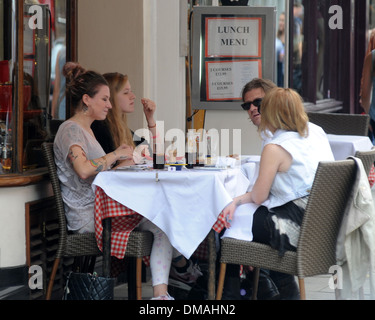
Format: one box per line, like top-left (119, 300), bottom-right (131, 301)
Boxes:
top-left (42, 142), bottom-right (153, 300)
top-left (355, 148), bottom-right (375, 177)
top-left (216, 160), bottom-right (357, 300)
top-left (307, 112), bottom-right (370, 136)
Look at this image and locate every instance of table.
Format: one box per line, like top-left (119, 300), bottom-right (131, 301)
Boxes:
top-left (92, 166), bottom-right (250, 299)
top-left (327, 134), bottom-right (373, 160)
top-left (221, 157), bottom-right (261, 242)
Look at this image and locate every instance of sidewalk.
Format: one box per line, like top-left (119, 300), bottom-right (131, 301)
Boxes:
top-left (113, 273), bottom-right (371, 300)
top-left (113, 187), bottom-right (375, 301)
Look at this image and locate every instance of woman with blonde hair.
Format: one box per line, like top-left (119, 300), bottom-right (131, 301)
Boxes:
top-left (222, 87), bottom-right (334, 299)
top-left (91, 71), bottom-right (203, 300)
top-left (92, 72), bottom-right (154, 164)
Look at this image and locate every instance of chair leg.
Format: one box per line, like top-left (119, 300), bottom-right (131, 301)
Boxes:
top-left (136, 257), bottom-right (143, 300)
top-left (252, 267), bottom-right (260, 300)
top-left (88, 256), bottom-right (97, 274)
top-left (215, 263), bottom-right (227, 300)
top-left (46, 258), bottom-right (60, 300)
top-left (207, 230), bottom-right (216, 300)
top-left (298, 277), bottom-right (306, 300)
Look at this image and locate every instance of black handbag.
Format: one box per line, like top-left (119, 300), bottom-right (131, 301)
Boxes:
top-left (63, 272), bottom-right (115, 300)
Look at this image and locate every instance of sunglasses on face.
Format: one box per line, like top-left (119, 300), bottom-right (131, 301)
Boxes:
top-left (241, 99), bottom-right (263, 113)
top-left (241, 98), bottom-right (262, 112)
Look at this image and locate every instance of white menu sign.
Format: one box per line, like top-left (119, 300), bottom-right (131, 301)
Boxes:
top-left (206, 60), bottom-right (261, 101)
top-left (205, 17), bottom-right (262, 57)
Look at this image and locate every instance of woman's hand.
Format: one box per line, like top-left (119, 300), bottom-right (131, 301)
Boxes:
top-left (112, 144), bottom-right (135, 166)
top-left (222, 201), bottom-right (237, 229)
top-left (141, 98), bottom-right (156, 124)
top-left (222, 192), bottom-right (253, 229)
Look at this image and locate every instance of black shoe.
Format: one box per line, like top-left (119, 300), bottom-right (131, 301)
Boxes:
top-left (278, 280), bottom-right (300, 300)
top-left (271, 273), bottom-right (300, 300)
top-left (257, 270), bottom-right (280, 300)
top-left (245, 269), bottom-right (280, 300)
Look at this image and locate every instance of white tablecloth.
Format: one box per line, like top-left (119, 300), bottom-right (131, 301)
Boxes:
top-left (221, 157), bottom-right (261, 242)
top-left (327, 134), bottom-right (373, 160)
top-left (224, 135), bottom-right (373, 242)
top-left (92, 167), bottom-right (250, 258)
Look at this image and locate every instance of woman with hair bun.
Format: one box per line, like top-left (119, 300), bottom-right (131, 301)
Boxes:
top-left (54, 62), bottom-right (177, 300)
top-left (92, 71), bottom-right (203, 294)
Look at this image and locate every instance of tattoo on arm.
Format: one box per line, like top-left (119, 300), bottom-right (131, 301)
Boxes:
top-left (68, 149), bottom-right (77, 164)
top-left (69, 146), bottom-right (107, 173)
top-left (90, 159), bottom-right (105, 172)
top-left (68, 147), bottom-right (87, 164)
top-left (68, 147), bottom-right (86, 164)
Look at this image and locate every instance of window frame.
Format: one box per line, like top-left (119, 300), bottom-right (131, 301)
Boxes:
top-left (289, 0), bottom-right (367, 114)
top-left (0, 0), bottom-right (76, 185)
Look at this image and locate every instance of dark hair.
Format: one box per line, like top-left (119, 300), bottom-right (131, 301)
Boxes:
top-left (63, 62), bottom-right (108, 109)
top-left (241, 78), bottom-right (277, 101)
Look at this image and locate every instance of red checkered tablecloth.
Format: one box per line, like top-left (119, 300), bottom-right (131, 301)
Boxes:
top-left (369, 164), bottom-right (375, 188)
top-left (94, 186), bottom-right (226, 262)
top-left (95, 187), bottom-right (143, 259)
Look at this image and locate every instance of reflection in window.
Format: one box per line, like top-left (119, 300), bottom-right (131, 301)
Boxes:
top-left (23, 1), bottom-right (50, 170)
top-left (292, 1), bottom-right (303, 94)
top-left (0, 1), bottom-right (16, 173)
top-left (50, 0), bottom-right (66, 120)
top-left (0, 0), bottom-right (66, 174)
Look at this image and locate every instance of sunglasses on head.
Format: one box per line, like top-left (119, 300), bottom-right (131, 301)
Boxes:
top-left (241, 98), bottom-right (262, 112)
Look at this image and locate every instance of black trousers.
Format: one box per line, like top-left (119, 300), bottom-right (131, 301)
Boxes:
top-left (222, 204), bottom-right (300, 299)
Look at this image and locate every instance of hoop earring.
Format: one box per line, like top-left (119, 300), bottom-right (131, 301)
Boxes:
top-left (83, 104), bottom-right (89, 115)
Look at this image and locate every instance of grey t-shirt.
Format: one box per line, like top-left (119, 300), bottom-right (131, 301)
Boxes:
top-left (54, 120), bottom-right (105, 232)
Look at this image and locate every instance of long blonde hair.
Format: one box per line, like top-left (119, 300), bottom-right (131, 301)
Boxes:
top-left (103, 72), bottom-right (135, 148)
top-left (259, 87), bottom-right (309, 138)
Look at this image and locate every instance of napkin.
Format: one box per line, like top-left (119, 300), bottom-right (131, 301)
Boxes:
top-left (215, 156), bottom-right (237, 168)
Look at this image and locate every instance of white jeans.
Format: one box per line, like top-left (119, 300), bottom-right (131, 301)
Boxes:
top-left (138, 217), bottom-right (181, 286)
top-left (78, 216), bottom-right (181, 286)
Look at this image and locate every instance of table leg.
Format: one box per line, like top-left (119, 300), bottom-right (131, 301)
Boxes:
top-left (102, 218), bottom-right (112, 277)
top-left (207, 229), bottom-right (216, 300)
top-left (127, 257), bottom-right (137, 300)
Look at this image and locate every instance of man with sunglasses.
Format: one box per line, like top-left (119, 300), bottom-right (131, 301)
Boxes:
top-left (241, 78), bottom-right (276, 128)
top-left (223, 78), bottom-right (301, 300)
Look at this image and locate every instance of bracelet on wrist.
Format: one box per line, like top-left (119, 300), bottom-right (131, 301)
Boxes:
top-left (148, 123), bottom-right (157, 129)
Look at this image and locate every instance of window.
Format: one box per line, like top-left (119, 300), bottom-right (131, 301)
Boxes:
top-left (0, 0), bottom-right (75, 177)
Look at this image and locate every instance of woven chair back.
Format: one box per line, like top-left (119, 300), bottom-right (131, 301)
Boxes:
top-left (307, 112), bottom-right (370, 136)
top-left (297, 159), bottom-right (356, 277)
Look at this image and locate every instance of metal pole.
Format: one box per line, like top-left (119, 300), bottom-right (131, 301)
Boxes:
top-left (284, 0), bottom-right (290, 88)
